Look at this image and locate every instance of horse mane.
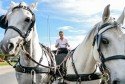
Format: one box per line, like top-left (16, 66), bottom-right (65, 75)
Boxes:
top-left (83, 23), bottom-right (99, 45)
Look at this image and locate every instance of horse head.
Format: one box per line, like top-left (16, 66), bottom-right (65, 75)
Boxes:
top-left (0, 2), bottom-right (37, 56)
top-left (93, 5), bottom-right (125, 84)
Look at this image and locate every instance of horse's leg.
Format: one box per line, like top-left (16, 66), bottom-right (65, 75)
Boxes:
top-left (16, 72), bottom-right (22, 84)
top-left (37, 74), bottom-right (53, 84)
top-left (16, 72), bottom-right (33, 84)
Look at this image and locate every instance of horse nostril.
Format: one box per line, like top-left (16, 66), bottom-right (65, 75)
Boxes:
top-left (7, 43), bottom-right (14, 51)
top-left (113, 80), bottom-right (120, 84)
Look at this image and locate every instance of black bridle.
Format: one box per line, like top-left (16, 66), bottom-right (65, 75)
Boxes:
top-left (4, 4), bottom-right (35, 39)
top-left (93, 22), bottom-right (125, 75)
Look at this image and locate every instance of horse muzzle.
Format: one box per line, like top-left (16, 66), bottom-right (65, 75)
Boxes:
top-left (1, 41), bottom-right (15, 54)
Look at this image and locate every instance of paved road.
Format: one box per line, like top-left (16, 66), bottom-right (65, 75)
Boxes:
top-left (0, 66), bottom-right (18, 84)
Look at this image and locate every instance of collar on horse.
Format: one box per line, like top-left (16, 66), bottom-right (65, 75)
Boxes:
top-left (59, 50), bottom-right (102, 82)
top-left (7, 44), bottom-right (56, 74)
top-left (15, 64), bottom-right (50, 74)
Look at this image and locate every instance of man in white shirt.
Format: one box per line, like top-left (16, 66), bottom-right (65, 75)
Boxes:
top-left (55, 31), bottom-right (70, 54)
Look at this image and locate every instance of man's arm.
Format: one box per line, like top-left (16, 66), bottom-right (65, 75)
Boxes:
top-left (66, 39), bottom-right (70, 47)
top-left (55, 39), bottom-right (59, 48)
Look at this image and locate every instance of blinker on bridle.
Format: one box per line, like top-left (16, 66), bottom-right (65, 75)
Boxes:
top-left (93, 22), bottom-right (125, 72)
top-left (0, 5), bottom-right (35, 40)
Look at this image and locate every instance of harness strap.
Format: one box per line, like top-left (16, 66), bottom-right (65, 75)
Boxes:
top-left (31, 69), bottom-right (36, 84)
top-left (64, 73), bottom-right (101, 81)
top-left (22, 46), bottom-right (56, 69)
top-left (40, 44), bottom-right (56, 68)
top-left (99, 55), bottom-right (125, 71)
top-left (104, 55), bottom-right (125, 62)
top-left (6, 26), bottom-right (26, 38)
top-left (71, 52), bottom-right (80, 79)
top-left (15, 65), bottom-right (50, 74)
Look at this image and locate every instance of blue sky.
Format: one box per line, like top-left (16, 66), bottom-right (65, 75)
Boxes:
top-left (0, 0), bottom-right (125, 50)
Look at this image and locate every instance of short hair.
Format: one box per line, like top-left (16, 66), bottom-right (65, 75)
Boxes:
top-left (59, 31), bottom-right (63, 34)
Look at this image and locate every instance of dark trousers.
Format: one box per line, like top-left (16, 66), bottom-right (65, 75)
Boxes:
top-left (58, 48), bottom-right (68, 54)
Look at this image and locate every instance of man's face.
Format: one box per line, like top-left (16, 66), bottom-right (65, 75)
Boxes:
top-left (59, 32), bottom-right (64, 38)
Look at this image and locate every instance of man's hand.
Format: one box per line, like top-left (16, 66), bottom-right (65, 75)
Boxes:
top-left (66, 43), bottom-right (70, 47)
top-left (55, 43), bottom-right (59, 48)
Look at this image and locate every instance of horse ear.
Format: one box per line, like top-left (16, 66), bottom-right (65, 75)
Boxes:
top-left (102, 4), bottom-right (110, 23)
top-left (29, 3), bottom-right (38, 11)
top-left (117, 7), bottom-right (125, 25)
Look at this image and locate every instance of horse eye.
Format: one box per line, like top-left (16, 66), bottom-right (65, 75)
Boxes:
top-left (101, 38), bottom-right (109, 44)
top-left (25, 17), bottom-right (31, 22)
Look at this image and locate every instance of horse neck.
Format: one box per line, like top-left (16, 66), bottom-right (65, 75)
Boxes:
top-left (67, 31), bottom-right (97, 74)
top-left (19, 27), bottom-right (43, 66)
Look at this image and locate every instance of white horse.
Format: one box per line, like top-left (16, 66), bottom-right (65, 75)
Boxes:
top-left (0, 2), bottom-right (56, 84)
top-left (64, 5), bottom-right (125, 84)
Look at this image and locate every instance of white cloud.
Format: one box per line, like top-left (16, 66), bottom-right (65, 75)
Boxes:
top-left (67, 35), bottom-right (85, 49)
top-left (69, 29), bottom-right (86, 34)
top-left (58, 25), bottom-right (87, 35)
top-left (85, 15), bottom-right (101, 26)
top-left (52, 0), bottom-right (124, 15)
top-left (105, 0), bottom-right (125, 11)
top-left (41, 0), bottom-right (125, 24)
top-left (58, 26), bottom-right (74, 30)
